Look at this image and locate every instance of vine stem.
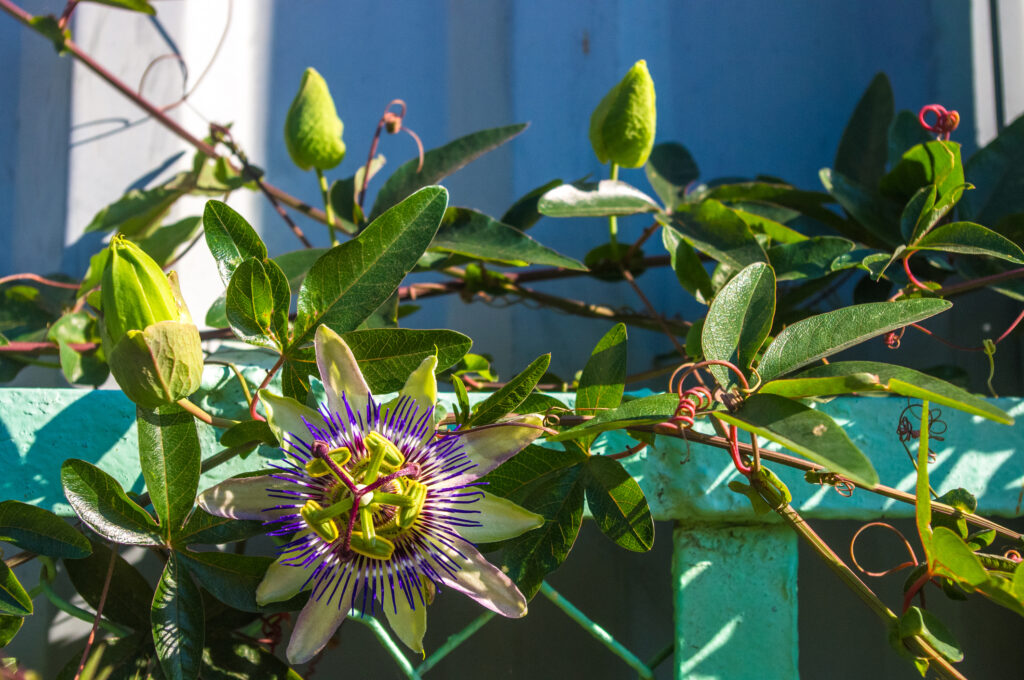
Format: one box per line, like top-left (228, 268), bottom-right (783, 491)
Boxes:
top-left (0, 273), bottom-right (79, 289)
top-left (175, 398), bottom-right (240, 429)
top-left (249, 355), bottom-right (285, 422)
top-left (73, 547), bottom-right (116, 680)
top-left (608, 163), bottom-right (620, 257)
top-left (316, 167), bottom-right (338, 246)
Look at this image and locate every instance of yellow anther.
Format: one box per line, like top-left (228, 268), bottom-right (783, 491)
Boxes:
top-left (304, 446), bottom-right (352, 477)
top-left (300, 500), bottom-right (339, 542)
top-left (397, 480), bottom-right (427, 530)
top-left (349, 532), bottom-right (395, 560)
top-left (364, 432), bottom-right (405, 483)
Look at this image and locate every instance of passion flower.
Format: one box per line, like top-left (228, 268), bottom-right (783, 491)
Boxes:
top-left (198, 326), bottom-right (545, 663)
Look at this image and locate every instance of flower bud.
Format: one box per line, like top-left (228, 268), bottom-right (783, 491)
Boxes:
top-left (101, 236), bottom-right (203, 408)
top-left (284, 67), bottom-right (346, 171)
top-left (589, 60), bottom-right (657, 168)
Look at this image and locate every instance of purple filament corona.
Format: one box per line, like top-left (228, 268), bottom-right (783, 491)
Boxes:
top-left (262, 393), bottom-right (484, 617)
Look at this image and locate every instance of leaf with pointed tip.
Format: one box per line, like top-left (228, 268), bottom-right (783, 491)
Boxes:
top-left (0, 562), bottom-right (30, 616)
top-left (0, 615), bottom-right (22, 646)
top-left (703, 262), bottom-right (775, 388)
top-left (913, 222), bottom-right (1024, 264)
top-left (468, 354), bottom-right (550, 426)
top-left (576, 323), bottom-right (627, 417)
top-left (898, 607), bottom-right (963, 663)
top-left (645, 142), bottom-right (699, 209)
top-left (152, 554), bottom-right (204, 680)
top-left (538, 180), bottom-right (661, 217)
top-left (671, 200), bottom-right (767, 270)
top-left (203, 201), bottom-right (267, 286)
top-left (584, 456), bottom-right (653, 552)
top-left (85, 183), bottom-right (184, 236)
top-left (714, 394), bottom-right (878, 487)
top-left (703, 182), bottom-right (844, 231)
top-left (549, 393), bottom-right (678, 442)
top-left (226, 258), bottom-right (290, 349)
top-left (335, 327), bottom-right (471, 393)
top-left (61, 459), bottom-right (161, 546)
top-left (888, 110), bottom-right (932, 168)
top-left (0, 501), bottom-right (91, 559)
top-left (756, 298), bottom-right (951, 382)
top-left (662, 226), bottom-right (713, 303)
top-left (202, 637), bottom-right (302, 678)
top-left (291, 187), bottom-right (448, 348)
top-left (767, 237), bottom-right (854, 281)
top-left (880, 141), bottom-right (963, 203)
top-left (834, 73), bottom-right (893, 187)
top-left (82, 0), bottom-right (156, 14)
top-left (431, 207), bottom-right (584, 269)
top-left (371, 124), bottom-right (526, 219)
top-left (501, 179), bottom-right (563, 231)
top-left (137, 404), bottom-right (201, 539)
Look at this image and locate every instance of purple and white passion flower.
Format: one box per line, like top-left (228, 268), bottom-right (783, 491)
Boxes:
top-left (197, 326), bottom-right (545, 664)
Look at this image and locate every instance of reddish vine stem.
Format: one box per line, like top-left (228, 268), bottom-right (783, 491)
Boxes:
top-left (56, 0), bottom-right (77, 29)
top-left (249, 355), bottom-right (285, 422)
top-left (0, 273), bottom-right (79, 289)
top-left (72, 547), bottom-right (116, 680)
top-left (357, 99), bottom-right (424, 211)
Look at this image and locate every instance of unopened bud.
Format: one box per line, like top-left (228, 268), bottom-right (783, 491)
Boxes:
top-left (284, 67), bottom-right (346, 171)
top-left (589, 60), bottom-right (657, 168)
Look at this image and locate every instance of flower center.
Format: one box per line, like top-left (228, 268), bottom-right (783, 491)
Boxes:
top-left (301, 437), bottom-right (425, 561)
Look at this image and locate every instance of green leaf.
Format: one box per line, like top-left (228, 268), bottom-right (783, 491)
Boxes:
top-left (662, 226), bottom-right (713, 303)
top-left (733, 207), bottom-right (808, 244)
top-left (714, 394), bottom-right (879, 487)
top-left (929, 526), bottom-right (988, 586)
top-left (432, 207), bottom-right (585, 269)
top-left (468, 354), bottom-right (551, 427)
top-left (0, 501), bottom-right (91, 559)
top-left (913, 222), bottom-right (1024, 264)
top-left (645, 142), bottom-right (699, 209)
top-left (767, 237), bottom-right (855, 282)
top-left (702, 182), bottom-right (844, 231)
top-left (537, 180), bottom-right (661, 217)
top-left (64, 540), bottom-right (154, 630)
top-left (202, 201), bottom-right (268, 287)
top-left (0, 562), bottom-right (30, 617)
top-left (759, 372), bottom-right (885, 400)
top-left (898, 607), bottom-right (963, 663)
top-left (85, 184), bottom-right (184, 236)
top-left (819, 168), bottom-right (901, 247)
top-left (291, 186), bottom-right (448, 348)
top-left (548, 393), bottom-right (679, 442)
top-left (152, 554), bottom-right (204, 680)
top-left (500, 179), bottom-right (563, 231)
top-left (480, 445), bottom-right (587, 599)
top-left (583, 456), bottom-right (653, 552)
top-left (205, 293), bottom-right (228, 329)
top-left (48, 312), bottom-right (107, 387)
top-left (219, 419), bottom-right (276, 448)
top-left (61, 459), bottom-right (161, 546)
top-left (881, 141), bottom-right (963, 202)
top-left (81, 0), bottom-right (156, 14)
top-left (770, 358), bottom-right (1015, 421)
top-left (0, 614), bottom-right (23, 646)
top-left (177, 551), bottom-right (304, 613)
top-left (703, 262), bottom-right (775, 389)
top-left (27, 16), bottom-right (68, 53)
top-left (961, 115), bottom-right (1024, 224)
top-left (202, 638), bottom-right (303, 679)
top-left (357, 291), bottom-right (399, 330)
top-left (339, 327), bottom-right (471, 393)
top-left (371, 123), bottom-right (526, 219)
top-left (888, 110), bottom-right (933, 169)
top-left (576, 323), bottom-right (627, 416)
top-left (834, 73), bottom-right (893, 187)
top-left (136, 216), bottom-right (203, 267)
top-left (175, 510), bottom-right (265, 547)
top-left (671, 200), bottom-right (768, 270)
top-left (226, 258), bottom-right (290, 349)
top-left (137, 404), bottom-right (201, 539)
top-left (899, 184), bottom-right (938, 243)
top-left (756, 298), bottom-right (952, 382)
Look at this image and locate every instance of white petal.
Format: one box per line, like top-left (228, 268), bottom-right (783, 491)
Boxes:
top-left (286, 580), bottom-right (355, 664)
top-left (261, 389), bottom-right (326, 445)
top-left (383, 586), bottom-right (428, 655)
top-left (434, 536), bottom-right (528, 618)
top-left (257, 550), bottom-right (315, 605)
top-left (315, 325), bottom-right (370, 418)
top-left (449, 414), bottom-right (545, 485)
top-left (457, 491), bottom-right (544, 543)
top-left (196, 475), bottom-right (299, 520)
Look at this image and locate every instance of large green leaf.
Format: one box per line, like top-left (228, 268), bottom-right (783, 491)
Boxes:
top-left (152, 554), bottom-right (204, 680)
top-left (177, 551), bottom-right (304, 613)
top-left (64, 539), bottom-right (154, 630)
top-left (137, 404), bottom-right (202, 540)
top-left (756, 298), bottom-right (951, 382)
top-left (834, 73), bottom-right (893, 187)
top-left (501, 179), bottom-right (563, 231)
top-left (819, 168), bottom-right (901, 247)
top-left (703, 262), bottom-right (775, 388)
top-left (662, 226), bottom-right (713, 303)
top-left (370, 124), bottom-right (526, 219)
top-left (537, 180), bottom-right (661, 217)
top-left (480, 445), bottom-right (587, 600)
top-left (431, 207), bottom-right (584, 269)
top-left (202, 201), bottom-right (267, 287)
top-left (0, 614), bottom-right (23, 646)
top-left (202, 638), bottom-right (302, 679)
top-left (226, 258), bottom-right (290, 349)
top-left (576, 323), bottom-right (627, 416)
top-left (583, 455), bottom-right (653, 552)
top-left (913, 222), bottom-right (1024, 264)
top-left (961, 114), bottom-right (1024, 225)
top-left (291, 186), bottom-right (448, 348)
top-left (0, 562), bottom-right (30, 617)
top-left (898, 607), bottom-right (963, 664)
top-left (733, 207), bottom-right (807, 244)
top-left (645, 142), bottom-right (699, 209)
top-left (760, 361), bottom-right (1012, 425)
top-left (340, 327), bottom-right (471, 393)
top-left (548, 393), bottom-right (679, 442)
top-left (0, 501), bottom-right (91, 559)
top-left (880, 141), bottom-right (963, 203)
top-left (928, 526), bottom-right (988, 586)
top-left (714, 394), bottom-right (878, 487)
top-left (671, 200), bottom-right (767, 270)
top-left (468, 354), bottom-right (551, 427)
top-left (767, 237), bottom-right (855, 281)
top-left (61, 459), bottom-right (162, 546)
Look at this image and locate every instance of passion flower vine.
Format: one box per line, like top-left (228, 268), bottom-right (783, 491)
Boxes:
top-left (197, 326), bottom-right (546, 663)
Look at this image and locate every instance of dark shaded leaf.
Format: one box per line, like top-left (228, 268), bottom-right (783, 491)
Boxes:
top-left (152, 554), bottom-right (204, 680)
top-left (548, 393), bottom-right (678, 442)
top-left (177, 551), bottom-right (305, 613)
top-left (175, 510), bottom-right (265, 547)
top-left (671, 200), bottom-right (767, 269)
top-left (468, 354), bottom-right (550, 426)
top-left (961, 114), bottom-right (1024, 225)
top-left (645, 142), bottom-right (699, 209)
top-left (662, 226), bottom-right (713, 303)
top-left (0, 562), bottom-right (30, 616)
top-left (137, 216), bottom-right (203, 267)
top-left (501, 179), bottom-right (563, 231)
top-left (914, 222), bottom-right (1024, 264)
top-left (834, 73), bottom-right (893, 187)
top-left (584, 456), bottom-right (653, 552)
top-left (64, 540), bottom-right (154, 630)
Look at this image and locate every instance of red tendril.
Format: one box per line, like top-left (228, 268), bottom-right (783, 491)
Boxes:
top-left (918, 104), bottom-right (960, 141)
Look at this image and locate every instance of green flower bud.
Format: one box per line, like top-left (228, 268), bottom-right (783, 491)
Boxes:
top-left (101, 235), bottom-right (181, 344)
top-left (588, 60), bottom-right (657, 168)
top-left (101, 236), bottom-right (203, 407)
top-left (284, 67), bottom-right (346, 171)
